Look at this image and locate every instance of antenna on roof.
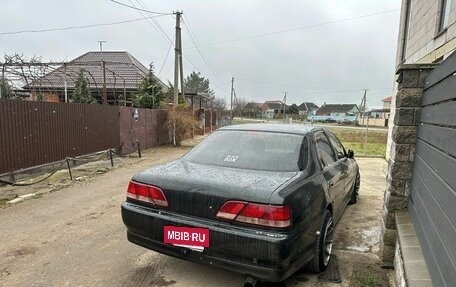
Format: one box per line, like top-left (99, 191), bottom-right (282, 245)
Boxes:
top-left (98, 40), bottom-right (107, 52)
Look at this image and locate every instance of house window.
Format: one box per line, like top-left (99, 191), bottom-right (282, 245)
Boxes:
top-left (401, 0), bottom-right (412, 62)
top-left (439, 0), bottom-right (452, 32)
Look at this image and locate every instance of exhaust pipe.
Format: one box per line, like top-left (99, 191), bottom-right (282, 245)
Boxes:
top-left (243, 276), bottom-right (258, 287)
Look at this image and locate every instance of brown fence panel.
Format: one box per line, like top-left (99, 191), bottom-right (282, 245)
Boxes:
top-left (204, 110), bottom-right (218, 129)
top-left (204, 110), bottom-right (211, 127)
top-left (119, 107), bottom-right (166, 152)
top-left (157, 109), bottom-right (170, 145)
top-left (0, 100), bottom-right (120, 174)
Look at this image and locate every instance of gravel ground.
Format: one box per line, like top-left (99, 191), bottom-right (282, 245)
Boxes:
top-left (0, 137), bottom-right (391, 287)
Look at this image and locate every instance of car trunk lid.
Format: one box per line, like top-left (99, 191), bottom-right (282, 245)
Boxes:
top-left (132, 160), bottom-right (297, 220)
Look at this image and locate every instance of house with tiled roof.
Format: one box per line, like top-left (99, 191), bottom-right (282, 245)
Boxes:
top-left (261, 100), bottom-right (287, 118)
top-left (310, 103), bottom-right (359, 122)
top-left (23, 51), bottom-right (167, 104)
top-left (297, 102), bottom-right (319, 117)
top-left (243, 102), bottom-right (263, 118)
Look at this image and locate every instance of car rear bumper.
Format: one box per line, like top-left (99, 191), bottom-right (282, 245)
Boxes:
top-left (121, 201), bottom-right (315, 282)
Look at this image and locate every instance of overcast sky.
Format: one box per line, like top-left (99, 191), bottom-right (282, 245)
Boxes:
top-left (1, 0), bottom-right (400, 108)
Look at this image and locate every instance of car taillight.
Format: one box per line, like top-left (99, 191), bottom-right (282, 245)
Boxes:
top-left (127, 181), bottom-right (168, 207)
top-left (216, 201), bottom-right (246, 220)
top-left (216, 201), bottom-right (291, 228)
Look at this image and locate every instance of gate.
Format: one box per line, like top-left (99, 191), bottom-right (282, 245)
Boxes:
top-left (409, 52), bottom-right (456, 285)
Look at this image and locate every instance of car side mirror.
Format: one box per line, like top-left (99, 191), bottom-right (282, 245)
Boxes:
top-left (347, 149), bottom-right (354, 158)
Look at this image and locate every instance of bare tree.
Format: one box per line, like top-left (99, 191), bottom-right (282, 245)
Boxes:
top-left (212, 97), bottom-right (226, 110)
top-left (233, 97), bottom-right (248, 117)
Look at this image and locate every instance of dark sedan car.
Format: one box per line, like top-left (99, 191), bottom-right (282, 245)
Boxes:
top-left (121, 124), bottom-right (360, 283)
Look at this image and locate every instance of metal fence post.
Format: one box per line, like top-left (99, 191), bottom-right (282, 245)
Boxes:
top-left (66, 158), bottom-right (73, 180)
top-left (109, 149), bottom-right (114, 167)
top-left (137, 142), bottom-right (142, 158)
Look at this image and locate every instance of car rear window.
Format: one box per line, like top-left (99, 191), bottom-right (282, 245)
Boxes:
top-left (183, 130), bottom-right (307, 172)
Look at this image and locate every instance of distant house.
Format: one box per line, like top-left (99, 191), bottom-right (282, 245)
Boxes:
top-left (382, 96), bottom-right (391, 109)
top-left (311, 103), bottom-right (359, 122)
top-left (297, 102), bottom-right (319, 117)
top-left (261, 100), bottom-right (287, 118)
top-left (363, 96), bottom-right (391, 127)
top-left (23, 51), bottom-right (167, 105)
top-left (243, 102), bottom-right (263, 118)
top-left (369, 96), bottom-right (392, 120)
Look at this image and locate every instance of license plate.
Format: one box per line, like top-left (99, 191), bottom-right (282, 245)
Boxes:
top-left (164, 226), bottom-right (210, 251)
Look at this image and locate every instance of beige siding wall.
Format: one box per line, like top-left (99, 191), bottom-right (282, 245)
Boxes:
top-left (400, 0), bottom-right (456, 64)
top-left (388, 0), bottom-right (456, 160)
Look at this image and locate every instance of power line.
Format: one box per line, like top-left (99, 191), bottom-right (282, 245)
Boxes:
top-left (212, 81), bottom-right (231, 90)
top-left (127, 0), bottom-right (172, 43)
top-left (125, 2), bottom-right (202, 75)
top-left (126, 0), bottom-right (176, 77)
top-left (0, 16), bottom-right (168, 35)
top-left (158, 37), bottom-right (175, 77)
top-left (121, 1), bottom-right (198, 76)
top-left (236, 77), bottom-right (391, 93)
top-left (137, 0), bottom-right (174, 41)
top-left (114, 1), bottom-right (213, 80)
top-left (185, 9), bottom-right (400, 49)
top-left (109, 0), bottom-right (172, 15)
top-left (181, 15), bottom-right (225, 83)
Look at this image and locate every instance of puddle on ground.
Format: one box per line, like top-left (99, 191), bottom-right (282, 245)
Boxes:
top-left (345, 225), bottom-right (381, 253)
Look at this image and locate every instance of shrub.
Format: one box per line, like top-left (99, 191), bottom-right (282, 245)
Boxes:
top-left (72, 69), bottom-right (95, 104)
top-left (165, 107), bottom-right (198, 146)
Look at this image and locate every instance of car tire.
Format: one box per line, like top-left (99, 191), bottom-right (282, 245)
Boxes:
top-left (307, 210), bottom-right (334, 273)
top-left (349, 172), bottom-right (360, 205)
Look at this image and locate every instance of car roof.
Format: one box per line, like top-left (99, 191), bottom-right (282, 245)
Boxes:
top-left (219, 123), bottom-right (320, 135)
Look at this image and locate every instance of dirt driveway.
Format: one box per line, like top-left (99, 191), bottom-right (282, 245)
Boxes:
top-left (0, 142), bottom-right (389, 287)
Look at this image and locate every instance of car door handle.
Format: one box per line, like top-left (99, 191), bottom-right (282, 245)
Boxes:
top-left (329, 181), bottom-right (334, 187)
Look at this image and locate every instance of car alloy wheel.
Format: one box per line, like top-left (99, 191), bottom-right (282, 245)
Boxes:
top-left (307, 210), bottom-right (334, 273)
top-left (323, 217), bottom-right (334, 266)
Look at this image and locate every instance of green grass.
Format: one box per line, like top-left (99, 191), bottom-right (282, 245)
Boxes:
top-left (330, 128), bottom-right (387, 156)
top-left (352, 272), bottom-right (381, 286)
top-left (0, 198), bottom-right (10, 206)
top-left (329, 128), bottom-right (387, 144)
top-left (343, 142), bottom-right (386, 156)
top-left (227, 122), bottom-right (389, 156)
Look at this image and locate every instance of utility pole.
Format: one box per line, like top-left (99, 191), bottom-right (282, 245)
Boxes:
top-left (364, 117), bottom-right (370, 155)
top-left (173, 11), bottom-right (182, 106)
top-left (283, 92), bottom-right (287, 123)
top-left (304, 102), bottom-right (309, 123)
top-left (361, 89), bottom-right (367, 118)
top-left (230, 76), bottom-right (234, 123)
top-left (210, 98), bottom-right (213, 133)
top-left (101, 60), bottom-right (107, 105)
top-left (123, 78), bottom-right (127, 106)
top-left (63, 63), bottom-right (68, 103)
top-left (178, 24), bottom-right (185, 105)
top-left (98, 40), bottom-right (106, 52)
top-left (361, 89), bottom-right (369, 154)
top-left (0, 65), bottom-right (4, 99)
top-left (357, 89), bottom-right (367, 125)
